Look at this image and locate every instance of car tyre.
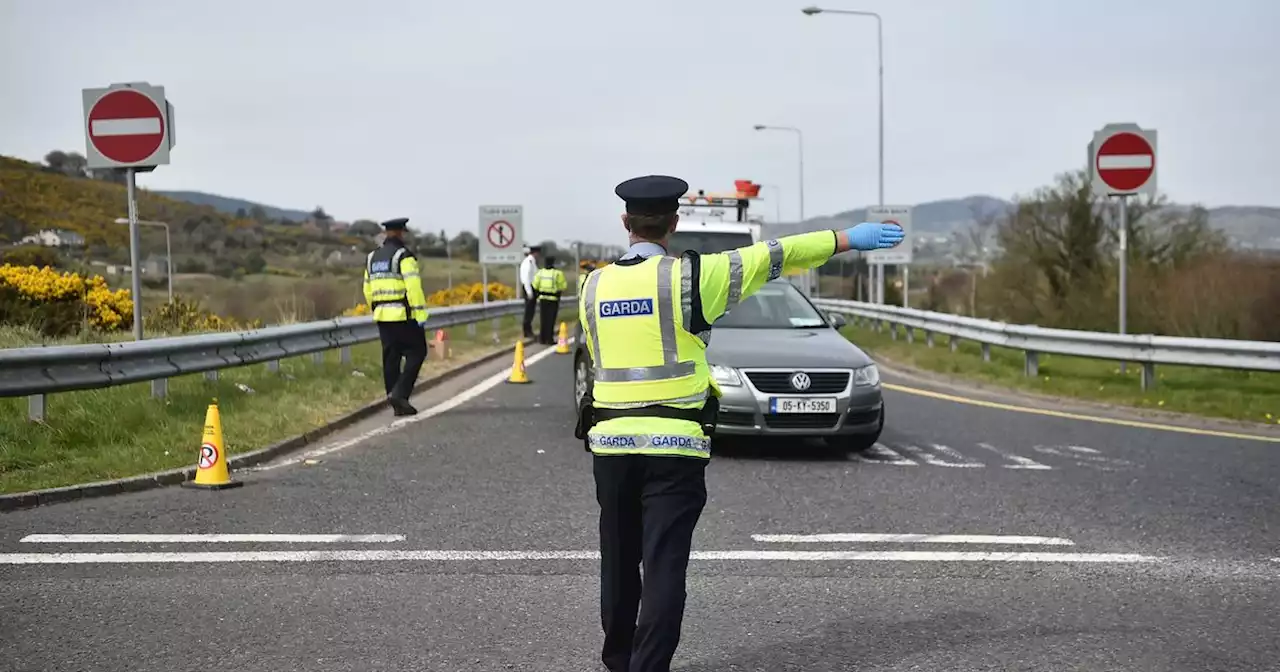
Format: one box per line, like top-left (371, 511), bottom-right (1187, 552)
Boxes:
top-left (573, 352), bottom-right (593, 410)
top-left (825, 405), bottom-right (884, 453)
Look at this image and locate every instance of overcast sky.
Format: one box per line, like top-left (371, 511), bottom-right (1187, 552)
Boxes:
top-left (3, 0), bottom-right (1276, 247)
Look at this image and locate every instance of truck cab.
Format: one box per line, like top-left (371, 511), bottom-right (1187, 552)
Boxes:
top-left (666, 180), bottom-right (763, 256)
top-left (666, 180), bottom-right (810, 294)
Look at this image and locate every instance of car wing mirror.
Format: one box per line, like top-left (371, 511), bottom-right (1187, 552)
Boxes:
top-left (828, 312), bottom-right (847, 328)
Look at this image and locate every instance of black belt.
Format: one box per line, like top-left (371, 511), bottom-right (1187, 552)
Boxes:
top-left (591, 405), bottom-right (706, 423)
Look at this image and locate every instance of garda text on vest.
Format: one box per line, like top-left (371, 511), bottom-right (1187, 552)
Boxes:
top-left (371, 260), bottom-right (392, 273)
top-left (598, 298), bottom-right (654, 318)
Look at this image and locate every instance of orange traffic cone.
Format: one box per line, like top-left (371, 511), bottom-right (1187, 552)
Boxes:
top-left (555, 322), bottom-right (571, 354)
top-left (182, 399), bottom-right (244, 490)
top-left (506, 340), bottom-right (531, 384)
top-left (433, 328), bottom-right (451, 359)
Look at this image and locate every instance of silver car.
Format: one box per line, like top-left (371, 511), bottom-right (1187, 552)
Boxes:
top-left (572, 279), bottom-right (884, 452)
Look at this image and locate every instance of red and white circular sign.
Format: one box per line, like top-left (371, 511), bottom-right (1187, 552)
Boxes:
top-left (1095, 132), bottom-right (1155, 193)
top-left (87, 89), bottom-right (166, 164)
top-left (487, 220), bottom-right (514, 248)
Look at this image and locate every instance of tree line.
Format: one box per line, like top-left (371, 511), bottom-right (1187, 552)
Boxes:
top-left (919, 168), bottom-right (1279, 341)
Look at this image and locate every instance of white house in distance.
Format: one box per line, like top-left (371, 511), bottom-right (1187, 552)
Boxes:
top-left (19, 229), bottom-right (85, 248)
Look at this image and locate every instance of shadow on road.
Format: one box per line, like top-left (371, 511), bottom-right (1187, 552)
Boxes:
top-left (675, 610), bottom-right (1159, 671)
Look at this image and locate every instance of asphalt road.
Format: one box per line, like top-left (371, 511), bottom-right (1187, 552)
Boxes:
top-left (3, 341), bottom-right (1279, 672)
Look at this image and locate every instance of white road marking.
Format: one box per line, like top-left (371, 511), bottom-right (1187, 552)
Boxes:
top-left (925, 444), bottom-right (985, 467)
top-left (851, 443), bottom-right (916, 465)
top-left (19, 534), bottom-right (404, 544)
top-left (257, 340), bottom-right (571, 470)
top-left (0, 549), bottom-right (1162, 565)
top-left (1033, 445), bottom-right (1132, 472)
top-left (750, 534), bottom-right (1075, 546)
top-left (977, 442), bottom-right (1052, 470)
top-left (897, 444), bottom-right (983, 468)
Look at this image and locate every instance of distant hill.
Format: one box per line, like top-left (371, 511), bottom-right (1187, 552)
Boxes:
top-left (763, 195), bottom-right (1280, 250)
top-left (153, 190), bottom-right (313, 223)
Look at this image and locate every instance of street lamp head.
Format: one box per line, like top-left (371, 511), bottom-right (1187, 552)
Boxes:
top-left (752, 124), bottom-right (766, 130)
top-left (801, 6), bottom-right (823, 15)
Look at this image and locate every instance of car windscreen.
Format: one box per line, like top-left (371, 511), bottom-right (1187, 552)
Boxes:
top-left (713, 282), bottom-right (829, 329)
top-left (666, 231), bottom-right (755, 256)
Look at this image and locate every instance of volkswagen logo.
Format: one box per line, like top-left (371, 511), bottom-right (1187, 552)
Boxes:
top-left (789, 372), bottom-right (812, 391)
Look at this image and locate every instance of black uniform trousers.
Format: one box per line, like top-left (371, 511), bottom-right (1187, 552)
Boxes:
top-left (522, 293), bottom-right (538, 338)
top-left (537, 294), bottom-right (561, 344)
top-left (593, 453), bottom-right (708, 672)
top-left (376, 320), bottom-right (427, 401)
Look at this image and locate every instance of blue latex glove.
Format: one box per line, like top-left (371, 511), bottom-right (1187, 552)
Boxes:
top-left (844, 222), bottom-right (905, 251)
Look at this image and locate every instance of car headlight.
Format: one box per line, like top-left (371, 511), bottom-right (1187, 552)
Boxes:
top-left (709, 364), bottom-right (742, 386)
top-left (853, 364), bottom-right (880, 387)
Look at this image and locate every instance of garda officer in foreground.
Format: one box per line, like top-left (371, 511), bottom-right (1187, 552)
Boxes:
top-left (361, 217), bottom-right (430, 416)
top-left (576, 175), bottom-right (904, 672)
top-left (532, 255), bottom-right (568, 344)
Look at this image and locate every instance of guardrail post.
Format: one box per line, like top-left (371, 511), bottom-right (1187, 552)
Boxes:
top-left (491, 318), bottom-right (500, 343)
top-left (28, 394), bottom-right (45, 422)
top-left (1024, 351), bottom-right (1039, 377)
top-left (267, 360), bottom-right (280, 373)
top-left (981, 344), bottom-right (991, 362)
top-left (1141, 362), bottom-right (1157, 390)
top-left (925, 330), bottom-right (934, 348)
top-left (151, 378), bottom-right (167, 399)
top-left (467, 322), bottom-right (477, 338)
top-left (905, 327), bottom-right (915, 344)
top-left (312, 351), bottom-right (324, 364)
top-left (889, 324), bottom-right (898, 340)
top-left (205, 370), bottom-right (218, 382)
top-left (949, 335), bottom-right (958, 352)
top-left (340, 346), bottom-right (351, 364)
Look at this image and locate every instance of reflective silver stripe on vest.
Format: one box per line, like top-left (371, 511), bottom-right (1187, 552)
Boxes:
top-left (765, 239), bottom-right (784, 281)
top-left (592, 389), bottom-right (709, 409)
top-left (679, 257), bottom-right (712, 345)
top-left (586, 257), bottom-right (696, 383)
top-left (588, 432), bottom-right (711, 454)
top-left (726, 249), bottom-right (744, 310)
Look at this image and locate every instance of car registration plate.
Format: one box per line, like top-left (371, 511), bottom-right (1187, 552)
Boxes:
top-left (768, 397), bottom-right (836, 414)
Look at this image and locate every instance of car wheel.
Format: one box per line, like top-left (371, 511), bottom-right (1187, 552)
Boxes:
top-left (825, 405), bottom-right (884, 453)
top-left (573, 353), bottom-right (592, 409)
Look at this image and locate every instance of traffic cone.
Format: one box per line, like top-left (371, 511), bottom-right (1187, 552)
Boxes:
top-left (555, 322), bottom-right (570, 354)
top-left (506, 340), bottom-right (531, 384)
top-left (433, 328), bottom-right (451, 359)
top-left (182, 399), bottom-right (244, 490)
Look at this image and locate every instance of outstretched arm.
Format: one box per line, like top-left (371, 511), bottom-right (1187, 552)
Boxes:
top-left (696, 223), bottom-right (903, 324)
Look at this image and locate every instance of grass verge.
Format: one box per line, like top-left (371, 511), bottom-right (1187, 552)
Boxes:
top-left (0, 313), bottom-right (578, 494)
top-left (840, 322), bottom-right (1280, 426)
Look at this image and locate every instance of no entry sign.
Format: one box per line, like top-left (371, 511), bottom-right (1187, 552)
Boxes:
top-left (478, 205), bottom-right (523, 265)
top-left (1090, 123), bottom-right (1157, 197)
top-left (82, 82), bottom-right (173, 170)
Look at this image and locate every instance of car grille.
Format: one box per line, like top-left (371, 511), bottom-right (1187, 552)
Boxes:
top-left (717, 411), bottom-right (755, 426)
top-left (763, 414), bottom-right (841, 429)
top-left (744, 371), bottom-right (850, 394)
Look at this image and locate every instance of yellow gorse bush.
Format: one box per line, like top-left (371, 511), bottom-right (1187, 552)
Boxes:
top-left (0, 264), bottom-right (133, 331)
top-left (345, 282), bottom-right (518, 316)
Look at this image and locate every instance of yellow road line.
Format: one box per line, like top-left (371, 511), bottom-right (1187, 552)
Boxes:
top-left (882, 382), bottom-right (1280, 444)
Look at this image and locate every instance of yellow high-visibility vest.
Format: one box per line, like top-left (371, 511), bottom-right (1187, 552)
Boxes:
top-left (532, 268), bottom-right (567, 300)
top-left (579, 230), bottom-right (839, 459)
top-left (362, 241), bottom-right (429, 323)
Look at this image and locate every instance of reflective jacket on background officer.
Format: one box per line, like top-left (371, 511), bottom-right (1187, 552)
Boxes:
top-left (361, 217), bottom-right (430, 416)
top-left (532, 255), bottom-right (568, 344)
top-left (577, 174), bottom-right (904, 672)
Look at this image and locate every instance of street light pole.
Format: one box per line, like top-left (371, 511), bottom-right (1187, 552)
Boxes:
top-left (802, 5), bottom-right (885, 302)
top-left (115, 217), bottom-right (174, 305)
top-left (753, 124), bottom-right (812, 295)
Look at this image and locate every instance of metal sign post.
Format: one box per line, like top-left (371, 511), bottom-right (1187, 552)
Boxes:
top-left (83, 82), bottom-right (175, 340)
top-left (1090, 122), bottom-right (1157, 354)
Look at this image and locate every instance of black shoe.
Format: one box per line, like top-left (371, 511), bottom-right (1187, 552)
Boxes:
top-left (388, 396), bottom-right (418, 416)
